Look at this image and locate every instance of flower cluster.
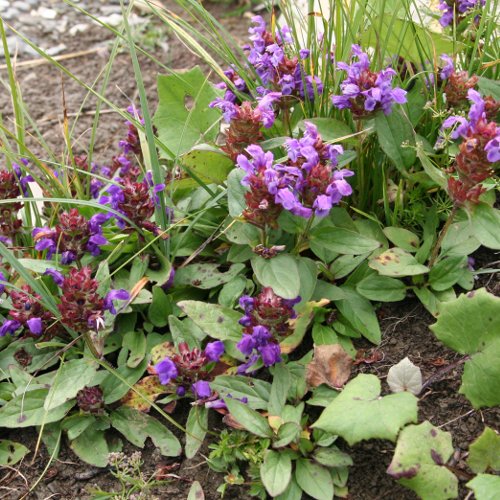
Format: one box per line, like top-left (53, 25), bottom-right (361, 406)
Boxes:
top-left (154, 340), bottom-right (224, 399)
top-left (237, 122), bottom-right (353, 225)
top-left (76, 386), bottom-right (104, 414)
top-left (100, 173), bottom-right (165, 234)
top-left (33, 209), bottom-right (108, 264)
top-left (440, 89), bottom-right (500, 204)
top-left (236, 287), bottom-right (300, 373)
top-left (438, 0), bottom-right (485, 27)
top-left (0, 162), bottom-right (33, 245)
top-left (332, 45), bottom-right (407, 117)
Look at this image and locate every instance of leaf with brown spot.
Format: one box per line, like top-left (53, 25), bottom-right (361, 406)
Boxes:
top-left (306, 344), bottom-right (352, 389)
top-left (121, 375), bottom-right (169, 412)
top-left (150, 341), bottom-right (177, 365)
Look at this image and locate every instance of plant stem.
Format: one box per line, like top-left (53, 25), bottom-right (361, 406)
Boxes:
top-left (293, 215), bottom-right (315, 254)
top-left (428, 204), bottom-right (458, 268)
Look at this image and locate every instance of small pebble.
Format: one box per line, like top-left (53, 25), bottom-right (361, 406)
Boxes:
top-left (37, 7), bottom-right (58, 20)
top-left (45, 43), bottom-right (67, 56)
top-left (12, 1), bottom-right (30, 11)
top-left (68, 23), bottom-right (89, 36)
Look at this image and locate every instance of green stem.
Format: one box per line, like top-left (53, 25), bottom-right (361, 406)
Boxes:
top-left (293, 215), bottom-right (315, 254)
top-left (428, 204), bottom-right (458, 268)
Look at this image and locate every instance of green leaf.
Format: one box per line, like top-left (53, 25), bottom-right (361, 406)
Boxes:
top-left (310, 226), bottom-right (380, 255)
top-left (478, 77), bottom-right (500, 100)
top-left (180, 145), bottom-right (233, 185)
top-left (224, 398), bottom-right (272, 438)
top-left (70, 423), bottom-right (110, 467)
top-left (335, 287), bottom-right (381, 344)
top-left (416, 145), bottom-right (448, 187)
top-left (276, 477), bottom-right (302, 500)
top-left (273, 422), bottom-right (301, 448)
top-left (383, 227), bottom-right (420, 252)
top-left (111, 407), bottom-right (181, 456)
top-left (210, 375), bottom-right (270, 410)
top-left (218, 276), bottom-right (247, 308)
top-left (0, 440), bottom-right (29, 466)
top-left (356, 274), bottom-right (406, 302)
top-left (123, 331), bottom-right (147, 368)
top-left (297, 257), bottom-right (318, 303)
top-left (177, 300), bottom-right (242, 342)
top-left (269, 363), bottom-right (291, 416)
top-left (17, 258), bottom-right (63, 274)
top-left (470, 203), bottom-right (500, 250)
top-left (148, 286), bottom-right (171, 327)
top-left (187, 481), bottom-right (205, 500)
top-left (369, 247), bottom-right (429, 277)
top-left (175, 263), bottom-right (245, 290)
top-left (312, 374), bottom-right (417, 445)
top-left (168, 316), bottom-right (203, 349)
top-left (330, 254), bottom-right (369, 280)
top-left (375, 108), bottom-right (416, 170)
top-left (430, 288), bottom-right (500, 408)
top-left (0, 389), bottom-right (74, 428)
top-left (387, 357), bottom-right (422, 395)
top-left (467, 474), bottom-right (500, 500)
top-left (295, 458), bottom-right (334, 500)
top-left (101, 359), bottom-right (148, 404)
top-left (154, 67), bottom-right (221, 158)
top-left (441, 220), bottom-right (481, 257)
top-left (298, 118), bottom-right (353, 142)
top-left (260, 450), bottom-right (292, 497)
top-left (251, 254), bottom-right (300, 300)
top-left (429, 256), bottom-right (467, 291)
top-left (61, 414), bottom-right (95, 441)
top-left (313, 446), bottom-right (353, 468)
top-left (387, 422), bottom-right (458, 500)
top-left (467, 427), bottom-right (500, 473)
top-left (312, 324), bottom-right (339, 345)
top-left (227, 169), bottom-right (247, 217)
top-left (185, 405), bottom-right (208, 459)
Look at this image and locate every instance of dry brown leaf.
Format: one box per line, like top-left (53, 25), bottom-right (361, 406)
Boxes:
top-left (306, 344), bottom-right (352, 389)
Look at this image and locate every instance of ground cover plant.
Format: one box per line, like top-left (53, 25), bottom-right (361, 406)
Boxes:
top-left (0, 0), bottom-right (499, 498)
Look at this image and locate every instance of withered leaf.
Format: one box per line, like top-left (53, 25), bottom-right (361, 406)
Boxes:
top-left (306, 344), bottom-right (353, 389)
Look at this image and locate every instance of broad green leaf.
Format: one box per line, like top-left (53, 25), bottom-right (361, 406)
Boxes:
top-left (415, 145), bottom-right (448, 187)
top-left (269, 363), bottom-right (291, 416)
top-left (260, 450), bottom-right (292, 497)
top-left (310, 226), bottom-right (380, 255)
top-left (369, 248), bottom-right (429, 277)
top-left (276, 477), bottom-right (302, 500)
top-left (307, 385), bottom-right (340, 407)
top-left (335, 287), bottom-right (381, 344)
top-left (123, 330), bottom-right (147, 368)
top-left (175, 263), bottom-right (245, 290)
top-left (387, 422), bottom-right (457, 500)
top-left (330, 254), bottom-right (369, 280)
top-left (298, 118), bottom-right (353, 142)
top-left (210, 375), bottom-right (270, 410)
top-left (0, 440), bottom-right (29, 466)
top-left (101, 358), bottom-right (148, 404)
top-left (467, 427), bottom-right (500, 473)
top-left (154, 67), bottom-right (221, 158)
top-left (168, 316), bottom-right (203, 349)
top-left (70, 423), bottom-right (110, 468)
top-left (17, 258), bottom-right (63, 274)
top-left (478, 77), bottom-right (500, 100)
top-left (312, 374), bottom-right (417, 445)
top-left (177, 301), bottom-right (242, 341)
top-left (218, 276), bottom-right (247, 308)
top-left (375, 109), bottom-right (416, 170)
top-left (467, 474), bottom-right (500, 500)
top-left (251, 254), bottom-right (300, 299)
top-left (313, 446), bottom-right (353, 468)
top-left (111, 407), bottom-right (181, 456)
top-left (429, 256), bottom-right (467, 292)
top-left (387, 357), bottom-right (422, 395)
top-left (430, 288), bottom-right (500, 408)
top-left (187, 481), bottom-right (205, 500)
top-left (148, 286), bottom-right (171, 327)
top-left (295, 458), bottom-right (334, 500)
top-left (224, 398), bottom-right (272, 438)
top-left (227, 169), bottom-right (247, 217)
top-left (180, 145), bottom-right (233, 185)
top-left (296, 257), bottom-right (318, 303)
top-left (61, 414), bottom-right (96, 441)
top-left (356, 274), bottom-right (406, 302)
top-left (312, 324), bottom-right (339, 345)
top-left (440, 220), bottom-right (481, 257)
top-left (185, 406), bottom-right (208, 459)
top-left (470, 203), bottom-right (500, 250)
top-left (273, 422), bottom-right (301, 448)
top-left (0, 389), bottom-right (74, 428)
top-left (383, 227), bottom-right (420, 252)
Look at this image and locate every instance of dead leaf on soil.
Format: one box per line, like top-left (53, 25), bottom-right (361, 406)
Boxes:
top-left (306, 344), bottom-right (353, 389)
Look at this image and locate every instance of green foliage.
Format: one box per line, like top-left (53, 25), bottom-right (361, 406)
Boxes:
top-left (467, 474), bottom-right (500, 500)
top-left (467, 427), bottom-right (500, 474)
top-left (0, 439), bottom-right (29, 466)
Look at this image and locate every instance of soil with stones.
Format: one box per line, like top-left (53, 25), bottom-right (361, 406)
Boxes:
top-left (1, 1), bottom-right (499, 499)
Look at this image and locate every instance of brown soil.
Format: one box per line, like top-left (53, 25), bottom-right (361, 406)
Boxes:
top-left (1, 1), bottom-right (499, 499)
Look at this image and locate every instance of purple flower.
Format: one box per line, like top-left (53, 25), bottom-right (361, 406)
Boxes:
top-left (192, 380), bottom-right (212, 399)
top-left (26, 317), bottom-right (43, 335)
top-left (0, 271), bottom-right (6, 294)
top-left (155, 357), bottom-right (178, 385)
top-left (103, 289), bottom-right (129, 314)
top-left (440, 55), bottom-right (455, 80)
top-left (237, 334), bottom-right (255, 356)
top-left (0, 319), bottom-right (21, 337)
top-left (43, 268), bottom-right (64, 286)
top-left (204, 341), bottom-right (225, 362)
top-left (259, 342), bottom-right (282, 367)
top-left (438, 0), bottom-right (485, 27)
top-left (332, 45), bottom-right (406, 116)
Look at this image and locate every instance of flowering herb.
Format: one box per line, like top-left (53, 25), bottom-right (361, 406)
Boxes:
top-left (237, 122), bottom-right (353, 224)
top-left (439, 89), bottom-right (500, 204)
top-left (33, 209), bottom-right (108, 264)
top-left (154, 340), bottom-right (225, 398)
top-left (332, 45), bottom-right (407, 117)
top-left (236, 287), bottom-right (300, 373)
top-left (76, 386), bottom-right (105, 414)
top-left (438, 0), bottom-right (485, 28)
